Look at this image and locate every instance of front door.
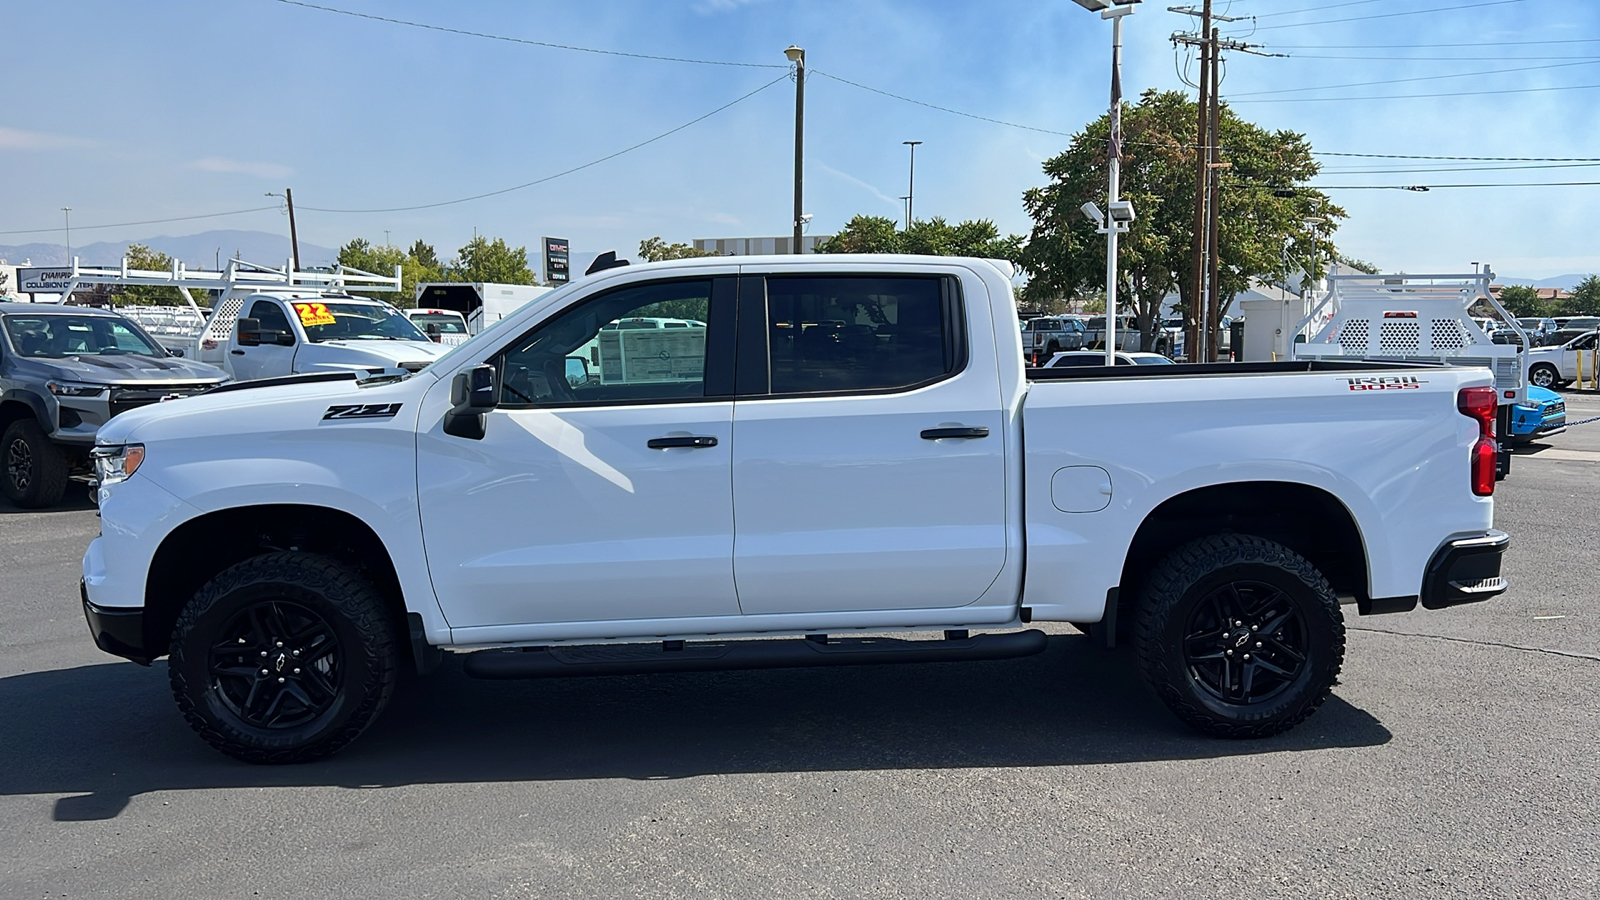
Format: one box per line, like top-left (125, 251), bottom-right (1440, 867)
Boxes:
top-left (228, 298), bottom-right (297, 381)
top-left (417, 276), bottom-right (741, 631)
top-left (730, 272), bottom-right (1009, 616)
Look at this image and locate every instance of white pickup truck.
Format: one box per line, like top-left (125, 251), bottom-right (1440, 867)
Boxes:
top-left (219, 292), bottom-right (449, 381)
top-left (80, 255), bottom-right (1509, 763)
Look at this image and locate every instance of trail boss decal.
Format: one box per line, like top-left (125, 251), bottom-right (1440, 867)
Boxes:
top-left (323, 403), bottom-right (403, 421)
top-left (1344, 376), bottom-right (1427, 391)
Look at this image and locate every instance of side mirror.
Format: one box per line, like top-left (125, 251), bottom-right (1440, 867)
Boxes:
top-left (426, 322), bottom-right (442, 343)
top-left (237, 317), bottom-right (262, 347)
top-left (444, 364), bottom-right (497, 440)
top-left (168, 347), bottom-right (185, 357)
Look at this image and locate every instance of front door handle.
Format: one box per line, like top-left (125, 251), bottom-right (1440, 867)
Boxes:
top-left (647, 435), bottom-right (719, 449)
top-left (928, 425), bottom-right (985, 441)
top-left (231, 349), bottom-right (245, 355)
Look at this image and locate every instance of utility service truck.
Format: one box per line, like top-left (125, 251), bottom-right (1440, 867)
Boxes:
top-left (82, 255), bottom-right (1508, 764)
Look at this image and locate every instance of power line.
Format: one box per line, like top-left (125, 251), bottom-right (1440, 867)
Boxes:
top-left (1232, 81), bottom-right (1600, 103)
top-left (0, 206), bottom-right (280, 238)
top-left (299, 74), bottom-right (789, 214)
top-left (1249, 0), bottom-right (1386, 18)
top-left (1247, 0), bottom-right (1525, 32)
top-left (269, 0), bottom-right (784, 68)
top-left (809, 70), bottom-right (1074, 136)
top-left (1266, 38), bottom-right (1600, 49)
top-left (1313, 181), bottom-right (1600, 190)
top-left (1230, 58), bottom-right (1600, 97)
top-left (1319, 162), bottom-right (1600, 175)
top-left (1318, 151), bottom-right (1600, 162)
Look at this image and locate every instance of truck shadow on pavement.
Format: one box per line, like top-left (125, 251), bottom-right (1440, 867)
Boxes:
top-left (0, 635), bottom-right (1390, 821)
top-left (0, 489), bottom-right (96, 515)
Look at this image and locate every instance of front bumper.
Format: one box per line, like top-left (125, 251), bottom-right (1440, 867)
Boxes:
top-left (1420, 530), bottom-right (1510, 610)
top-left (81, 579), bottom-right (150, 665)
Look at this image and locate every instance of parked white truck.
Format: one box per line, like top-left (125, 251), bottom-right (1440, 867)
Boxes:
top-left (413, 281), bottom-right (553, 334)
top-left (81, 255), bottom-right (1509, 763)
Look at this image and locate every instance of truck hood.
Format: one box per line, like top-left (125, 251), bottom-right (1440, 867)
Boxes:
top-left (97, 370), bottom-right (435, 446)
top-left (25, 353), bottom-right (228, 386)
top-left (302, 339), bottom-right (449, 369)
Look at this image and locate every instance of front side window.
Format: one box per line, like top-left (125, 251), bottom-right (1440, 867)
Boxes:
top-left (2, 314), bottom-right (166, 358)
top-left (410, 313), bottom-right (468, 335)
top-left (249, 300), bottom-right (293, 334)
top-left (766, 276), bottom-right (956, 395)
top-left (496, 279), bottom-right (714, 407)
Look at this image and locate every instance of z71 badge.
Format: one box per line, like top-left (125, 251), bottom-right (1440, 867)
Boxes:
top-left (323, 403), bottom-right (403, 421)
top-left (1343, 376), bottom-right (1427, 391)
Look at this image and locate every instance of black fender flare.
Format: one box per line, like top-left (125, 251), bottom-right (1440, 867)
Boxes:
top-left (0, 389), bottom-right (51, 431)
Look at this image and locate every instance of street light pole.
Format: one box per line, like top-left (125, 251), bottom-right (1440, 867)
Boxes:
top-left (266, 190), bottom-right (302, 271)
top-left (61, 207), bottom-right (72, 266)
top-left (903, 140), bottom-right (922, 225)
top-left (1075, 0), bottom-right (1139, 365)
top-left (786, 45), bottom-right (806, 254)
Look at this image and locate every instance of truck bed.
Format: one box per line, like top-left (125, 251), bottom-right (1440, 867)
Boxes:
top-left (1026, 359), bottom-right (1448, 382)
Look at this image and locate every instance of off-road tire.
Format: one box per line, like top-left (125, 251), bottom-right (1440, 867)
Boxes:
top-left (169, 552), bottom-right (399, 764)
top-left (1136, 534), bottom-right (1344, 738)
top-left (2, 418), bottom-right (68, 508)
top-left (1528, 363), bottom-right (1560, 389)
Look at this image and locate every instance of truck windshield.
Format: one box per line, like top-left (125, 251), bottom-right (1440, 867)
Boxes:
top-left (293, 302), bottom-right (429, 342)
top-left (2, 313), bottom-right (167, 358)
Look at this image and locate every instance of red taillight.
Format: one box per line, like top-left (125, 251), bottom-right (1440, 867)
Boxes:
top-left (1458, 385), bottom-right (1497, 496)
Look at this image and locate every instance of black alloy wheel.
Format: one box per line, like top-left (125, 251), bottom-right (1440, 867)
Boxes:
top-left (6, 433), bottom-right (32, 494)
top-left (1137, 534), bottom-right (1344, 738)
top-left (208, 600), bottom-right (342, 729)
top-left (1182, 580), bottom-right (1308, 706)
top-left (169, 552), bottom-right (399, 763)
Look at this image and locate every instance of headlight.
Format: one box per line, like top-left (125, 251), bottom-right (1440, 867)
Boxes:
top-left (91, 443), bottom-right (145, 485)
top-left (47, 381), bottom-right (108, 397)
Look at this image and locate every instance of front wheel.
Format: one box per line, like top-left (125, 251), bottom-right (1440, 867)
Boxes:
top-left (1528, 363), bottom-right (1560, 389)
top-left (168, 552), bottom-right (400, 763)
top-left (2, 419), bottom-right (68, 508)
top-left (1136, 534), bottom-right (1345, 738)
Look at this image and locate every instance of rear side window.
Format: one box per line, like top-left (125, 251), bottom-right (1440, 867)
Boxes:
top-left (765, 276), bottom-right (959, 395)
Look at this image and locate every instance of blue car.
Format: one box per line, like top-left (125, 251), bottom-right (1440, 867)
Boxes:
top-left (1506, 386), bottom-right (1566, 445)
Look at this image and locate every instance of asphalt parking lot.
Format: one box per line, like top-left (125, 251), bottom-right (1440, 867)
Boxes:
top-left (2, 402), bottom-right (1596, 899)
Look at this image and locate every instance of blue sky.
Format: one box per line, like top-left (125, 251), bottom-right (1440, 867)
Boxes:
top-left (4, 0), bottom-right (1599, 279)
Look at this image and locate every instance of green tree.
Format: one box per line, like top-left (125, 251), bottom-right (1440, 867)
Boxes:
top-left (1561, 275), bottom-right (1600, 316)
top-left (1335, 254), bottom-right (1380, 275)
top-left (337, 238), bottom-right (411, 304)
top-left (1019, 89), bottom-right (1342, 352)
top-left (639, 236), bottom-right (716, 262)
top-left (448, 235), bottom-right (535, 285)
top-left (1496, 284), bottom-right (1546, 317)
top-left (117, 244), bottom-right (192, 306)
top-left (409, 240), bottom-right (440, 271)
top-left (816, 215), bottom-right (1024, 260)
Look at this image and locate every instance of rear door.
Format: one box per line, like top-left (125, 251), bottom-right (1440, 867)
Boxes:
top-left (729, 269), bottom-right (1009, 615)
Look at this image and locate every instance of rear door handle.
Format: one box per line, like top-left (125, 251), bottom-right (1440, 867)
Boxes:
top-left (647, 435), bottom-right (719, 449)
top-left (921, 426), bottom-right (990, 440)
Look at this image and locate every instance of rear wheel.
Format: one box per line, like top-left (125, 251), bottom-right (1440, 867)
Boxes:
top-left (2, 419), bottom-right (68, 508)
top-left (168, 552), bottom-right (399, 764)
top-left (1137, 534), bottom-right (1344, 738)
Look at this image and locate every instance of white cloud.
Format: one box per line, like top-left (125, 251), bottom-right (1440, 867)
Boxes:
top-left (816, 161), bottom-right (902, 211)
top-left (0, 126), bottom-right (93, 151)
top-left (189, 156), bottom-right (293, 179)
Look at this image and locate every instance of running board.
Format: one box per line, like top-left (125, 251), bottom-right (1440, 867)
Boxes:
top-left (461, 629), bottom-right (1049, 680)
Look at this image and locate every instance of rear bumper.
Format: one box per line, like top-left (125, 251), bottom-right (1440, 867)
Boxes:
top-left (81, 579), bottom-right (150, 665)
top-left (1420, 530), bottom-right (1510, 610)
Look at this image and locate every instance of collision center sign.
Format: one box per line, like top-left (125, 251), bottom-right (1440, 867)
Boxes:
top-left (16, 267), bottom-right (75, 293)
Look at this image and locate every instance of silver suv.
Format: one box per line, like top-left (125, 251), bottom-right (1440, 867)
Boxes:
top-left (0, 302), bottom-right (228, 507)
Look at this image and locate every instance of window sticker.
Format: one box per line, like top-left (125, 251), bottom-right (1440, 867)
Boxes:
top-left (291, 302), bottom-right (336, 328)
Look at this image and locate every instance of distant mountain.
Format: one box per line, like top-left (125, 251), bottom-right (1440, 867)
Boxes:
top-left (0, 230), bottom-right (339, 269)
top-left (1496, 274), bottom-right (1588, 292)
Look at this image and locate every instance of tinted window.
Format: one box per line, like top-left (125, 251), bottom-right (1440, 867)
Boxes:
top-left (2, 314), bottom-right (165, 358)
top-left (497, 279), bottom-right (713, 407)
top-left (249, 300), bottom-right (293, 333)
top-left (766, 276), bottom-right (956, 395)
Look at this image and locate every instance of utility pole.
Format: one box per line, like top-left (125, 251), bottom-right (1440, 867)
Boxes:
top-left (1171, 4), bottom-right (1275, 362)
top-left (285, 188), bottom-right (301, 271)
top-left (903, 140), bottom-right (922, 225)
top-left (786, 46), bottom-right (806, 254)
top-left (61, 207), bottom-right (73, 266)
